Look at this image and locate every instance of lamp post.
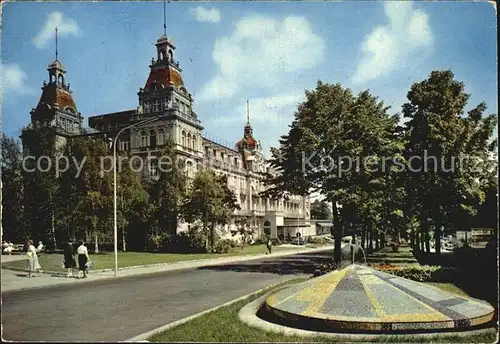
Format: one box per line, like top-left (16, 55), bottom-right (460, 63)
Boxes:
top-left (112, 116), bottom-right (160, 277)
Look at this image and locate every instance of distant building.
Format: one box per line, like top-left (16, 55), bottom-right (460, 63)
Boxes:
top-left (21, 29), bottom-right (310, 241)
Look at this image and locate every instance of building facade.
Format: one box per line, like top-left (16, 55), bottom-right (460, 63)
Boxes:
top-left (22, 30), bottom-right (311, 241)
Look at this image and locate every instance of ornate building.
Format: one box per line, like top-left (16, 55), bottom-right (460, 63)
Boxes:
top-left (22, 30), bottom-right (311, 241)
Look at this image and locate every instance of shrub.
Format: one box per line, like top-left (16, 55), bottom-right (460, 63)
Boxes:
top-left (213, 239), bottom-right (233, 253)
top-left (374, 264), bottom-right (458, 282)
top-left (161, 231), bottom-right (208, 253)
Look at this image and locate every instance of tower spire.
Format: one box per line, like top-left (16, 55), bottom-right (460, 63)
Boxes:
top-left (246, 100), bottom-right (250, 124)
top-left (163, 0), bottom-right (167, 35)
top-left (55, 27), bottom-right (58, 60)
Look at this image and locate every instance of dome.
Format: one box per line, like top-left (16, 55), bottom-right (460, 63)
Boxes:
top-left (265, 264), bottom-right (494, 333)
top-left (144, 66), bottom-right (184, 90)
top-left (48, 59), bottom-right (66, 71)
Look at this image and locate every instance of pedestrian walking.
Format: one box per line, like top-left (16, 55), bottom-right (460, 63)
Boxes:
top-left (63, 241), bottom-right (77, 278)
top-left (77, 240), bottom-right (91, 279)
top-left (25, 239), bottom-right (41, 278)
top-left (266, 238), bottom-right (273, 254)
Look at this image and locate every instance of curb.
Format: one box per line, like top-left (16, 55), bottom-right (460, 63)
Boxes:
top-left (124, 278), bottom-right (306, 342)
top-left (238, 293), bottom-right (499, 340)
top-left (3, 246), bottom-right (334, 277)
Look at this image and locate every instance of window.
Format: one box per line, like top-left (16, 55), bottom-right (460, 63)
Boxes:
top-left (192, 136), bottom-right (197, 150)
top-left (119, 140), bottom-right (130, 151)
top-left (182, 131), bottom-right (186, 147)
top-left (152, 100), bottom-right (160, 112)
top-left (163, 97), bottom-right (169, 109)
top-left (213, 149), bottom-right (216, 158)
top-left (140, 131), bottom-right (149, 147)
top-left (234, 158), bottom-right (238, 166)
top-left (144, 102), bottom-right (151, 113)
top-left (187, 133), bottom-right (192, 149)
top-left (157, 129), bottom-right (165, 146)
top-left (150, 161), bottom-right (158, 177)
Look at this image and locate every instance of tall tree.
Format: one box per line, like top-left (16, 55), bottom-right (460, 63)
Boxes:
top-left (403, 70), bottom-right (497, 256)
top-left (149, 141), bottom-right (187, 246)
top-left (21, 127), bottom-right (59, 248)
top-left (264, 82), bottom-right (399, 263)
top-left (1, 135), bottom-right (25, 242)
top-left (184, 169), bottom-right (239, 252)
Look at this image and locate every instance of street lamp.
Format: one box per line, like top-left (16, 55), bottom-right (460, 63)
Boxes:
top-left (112, 116), bottom-right (160, 277)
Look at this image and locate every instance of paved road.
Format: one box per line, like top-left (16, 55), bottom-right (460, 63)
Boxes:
top-left (1, 248), bottom-right (335, 341)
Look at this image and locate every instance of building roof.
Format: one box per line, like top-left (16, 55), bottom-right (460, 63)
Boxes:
top-left (145, 66), bottom-right (184, 90)
top-left (35, 83), bottom-right (77, 113)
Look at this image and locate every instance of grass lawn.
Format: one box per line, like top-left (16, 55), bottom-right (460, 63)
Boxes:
top-left (1, 244), bottom-right (298, 272)
top-left (149, 281), bottom-right (497, 343)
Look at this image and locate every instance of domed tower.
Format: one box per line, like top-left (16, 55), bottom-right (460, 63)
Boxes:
top-left (135, 7), bottom-right (202, 158)
top-left (22, 28), bottom-right (83, 155)
top-left (28, 58), bottom-right (83, 134)
top-left (236, 101), bottom-right (262, 171)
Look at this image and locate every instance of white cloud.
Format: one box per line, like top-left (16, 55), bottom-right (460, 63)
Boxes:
top-left (32, 11), bottom-right (81, 49)
top-left (198, 15), bottom-right (325, 102)
top-left (352, 2), bottom-right (433, 84)
top-left (189, 6), bottom-right (221, 23)
top-left (1, 63), bottom-right (35, 96)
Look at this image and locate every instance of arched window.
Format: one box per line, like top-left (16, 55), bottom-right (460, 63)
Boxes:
top-left (58, 74), bottom-right (64, 85)
top-left (264, 221), bottom-right (271, 236)
top-left (140, 131), bottom-right (149, 147)
top-left (181, 131), bottom-right (186, 147)
top-left (187, 133), bottom-right (192, 149)
top-left (168, 50), bottom-right (173, 62)
top-left (160, 50), bottom-right (166, 61)
top-left (192, 136), bottom-right (197, 150)
top-left (150, 129), bottom-right (156, 147)
top-left (157, 129), bottom-right (165, 146)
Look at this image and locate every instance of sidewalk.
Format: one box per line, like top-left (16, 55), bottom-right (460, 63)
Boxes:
top-left (1, 245), bottom-right (334, 293)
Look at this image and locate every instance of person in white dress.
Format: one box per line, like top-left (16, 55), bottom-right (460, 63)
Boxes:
top-left (26, 240), bottom-right (42, 278)
top-left (77, 240), bottom-right (91, 279)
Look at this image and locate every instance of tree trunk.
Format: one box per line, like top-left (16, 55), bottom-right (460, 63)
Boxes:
top-left (435, 221), bottom-right (442, 257)
top-left (424, 219), bottom-right (431, 253)
top-left (361, 225), bottom-right (366, 249)
top-left (94, 232), bottom-right (99, 253)
top-left (332, 201), bottom-right (342, 264)
top-left (122, 229), bottom-right (126, 252)
top-left (410, 228), bottom-right (415, 250)
top-left (51, 204), bottom-right (57, 250)
top-left (85, 229), bottom-right (89, 244)
top-left (210, 223), bottom-right (215, 253)
top-left (375, 229), bottom-right (380, 250)
top-left (368, 222), bottom-right (374, 253)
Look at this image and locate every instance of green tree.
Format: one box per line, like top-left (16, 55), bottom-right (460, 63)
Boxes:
top-left (310, 199), bottom-right (332, 220)
top-left (117, 160), bottom-right (150, 252)
top-left (21, 127), bottom-right (59, 248)
top-left (403, 70), bottom-right (497, 256)
top-left (184, 169), bottom-right (239, 252)
top-left (148, 142), bottom-right (188, 249)
top-left (264, 82), bottom-right (400, 263)
top-left (1, 134), bottom-right (25, 242)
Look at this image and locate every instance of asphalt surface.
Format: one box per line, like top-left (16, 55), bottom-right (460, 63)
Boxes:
top-left (1, 248), bottom-right (334, 342)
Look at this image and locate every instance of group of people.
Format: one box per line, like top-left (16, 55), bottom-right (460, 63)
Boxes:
top-left (63, 240), bottom-right (92, 279)
top-left (14, 239), bottom-right (91, 279)
top-left (2, 240), bottom-right (43, 255)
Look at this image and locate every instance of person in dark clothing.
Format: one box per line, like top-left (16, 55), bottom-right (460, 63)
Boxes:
top-left (63, 242), bottom-right (77, 278)
top-left (266, 238), bottom-right (273, 254)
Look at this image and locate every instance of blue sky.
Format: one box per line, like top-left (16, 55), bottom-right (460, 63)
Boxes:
top-left (1, 1), bottom-right (497, 155)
